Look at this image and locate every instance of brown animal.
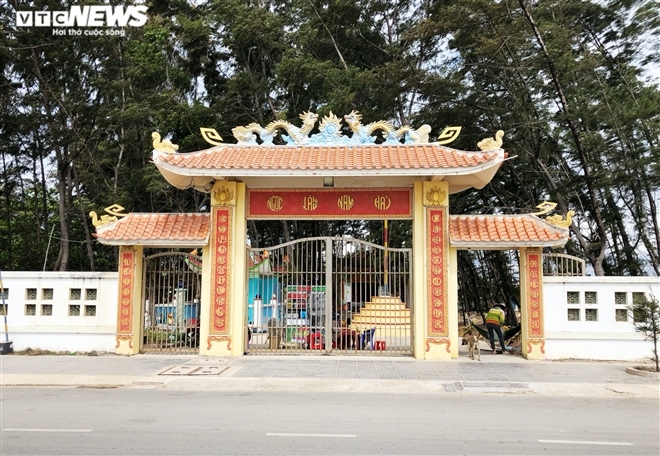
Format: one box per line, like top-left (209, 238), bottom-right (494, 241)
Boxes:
top-left (462, 331), bottom-right (481, 361)
top-left (460, 325), bottom-right (484, 361)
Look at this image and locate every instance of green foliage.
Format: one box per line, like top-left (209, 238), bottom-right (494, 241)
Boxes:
top-left (0, 0), bottom-right (658, 295)
top-left (630, 292), bottom-right (660, 372)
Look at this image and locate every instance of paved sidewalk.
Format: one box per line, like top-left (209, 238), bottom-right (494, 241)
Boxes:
top-left (1, 352), bottom-right (658, 398)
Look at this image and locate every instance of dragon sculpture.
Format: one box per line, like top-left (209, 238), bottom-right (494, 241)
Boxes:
top-left (344, 110), bottom-right (432, 144)
top-left (386, 124), bottom-right (432, 144)
top-left (343, 111), bottom-right (394, 143)
top-left (212, 110), bottom-right (436, 146)
top-left (231, 111), bottom-right (319, 145)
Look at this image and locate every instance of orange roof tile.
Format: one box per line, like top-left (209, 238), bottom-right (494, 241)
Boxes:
top-left (95, 213), bottom-right (210, 246)
top-left (95, 212), bottom-right (567, 249)
top-left (449, 214), bottom-right (569, 248)
top-left (155, 144), bottom-right (501, 172)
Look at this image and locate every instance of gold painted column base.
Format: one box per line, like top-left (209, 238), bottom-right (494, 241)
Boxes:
top-left (204, 336), bottom-right (232, 356)
top-left (424, 338), bottom-right (452, 359)
top-left (115, 335), bottom-right (135, 355)
top-left (523, 338), bottom-right (545, 359)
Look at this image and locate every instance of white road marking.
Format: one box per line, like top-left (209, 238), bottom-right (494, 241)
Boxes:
top-left (2, 428), bottom-right (93, 433)
top-left (267, 433), bottom-right (356, 438)
top-left (538, 439), bottom-right (632, 446)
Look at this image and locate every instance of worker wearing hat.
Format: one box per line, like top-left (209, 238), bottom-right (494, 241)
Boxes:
top-left (485, 303), bottom-right (508, 354)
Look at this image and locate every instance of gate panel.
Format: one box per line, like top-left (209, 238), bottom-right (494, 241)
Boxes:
top-left (142, 251), bottom-right (203, 354)
top-left (247, 238), bottom-right (329, 354)
top-left (247, 237), bottom-right (412, 356)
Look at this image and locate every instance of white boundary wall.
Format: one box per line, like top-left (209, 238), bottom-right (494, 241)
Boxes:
top-left (1, 272), bottom-right (659, 360)
top-left (544, 276), bottom-right (660, 361)
top-left (0, 272), bottom-right (118, 352)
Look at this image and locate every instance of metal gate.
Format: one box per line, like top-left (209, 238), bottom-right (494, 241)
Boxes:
top-left (246, 237), bottom-right (412, 355)
top-left (142, 251), bottom-right (203, 354)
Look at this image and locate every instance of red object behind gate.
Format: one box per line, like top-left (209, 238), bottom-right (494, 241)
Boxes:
top-left (309, 332), bottom-right (323, 349)
top-left (375, 340), bottom-right (386, 351)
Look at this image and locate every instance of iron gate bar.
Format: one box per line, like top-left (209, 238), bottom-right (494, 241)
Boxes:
top-left (142, 251), bottom-right (202, 355)
top-left (325, 238), bottom-right (333, 352)
top-left (246, 236), bottom-right (412, 356)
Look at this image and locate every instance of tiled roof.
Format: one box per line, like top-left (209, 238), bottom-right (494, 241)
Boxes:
top-left (154, 144), bottom-right (501, 172)
top-left (94, 213), bottom-right (210, 246)
top-left (94, 212), bottom-right (568, 249)
top-left (449, 214), bottom-right (569, 248)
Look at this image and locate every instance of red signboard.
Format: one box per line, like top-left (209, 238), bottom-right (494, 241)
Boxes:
top-left (117, 250), bottom-right (134, 334)
top-left (209, 207), bottom-right (232, 335)
top-left (427, 208), bottom-right (448, 337)
top-left (247, 188), bottom-right (412, 219)
top-left (526, 252), bottom-right (543, 338)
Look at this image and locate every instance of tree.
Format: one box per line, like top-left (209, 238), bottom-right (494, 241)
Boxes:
top-left (630, 292), bottom-right (660, 372)
top-left (1, 0), bottom-right (659, 286)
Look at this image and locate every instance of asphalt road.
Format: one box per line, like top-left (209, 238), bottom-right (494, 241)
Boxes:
top-left (1, 387), bottom-right (658, 455)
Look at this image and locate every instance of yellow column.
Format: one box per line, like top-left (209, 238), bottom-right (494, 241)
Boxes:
top-left (230, 183), bottom-right (247, 356)
top-left (115, 245), bottom-right (143, 355)
top-left (520, 248), bottom-right (545, 359)
top-left (199, 181), bottom-right (247, 357)
top-left (412, 182), bottom-right (426, 359)
top-left (418, 181), bottom-right (452, 359)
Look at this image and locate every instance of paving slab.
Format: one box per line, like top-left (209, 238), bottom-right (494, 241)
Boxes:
top-left (1, 352), bottom-right (658, 398)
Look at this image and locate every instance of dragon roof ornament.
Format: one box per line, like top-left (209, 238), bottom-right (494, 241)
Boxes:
top-left (89, 204), bottom-right (128, 228)
top-left (531, 201), bottom-right (574, 229)
top-left (199, 111), bottom-right (462, 147)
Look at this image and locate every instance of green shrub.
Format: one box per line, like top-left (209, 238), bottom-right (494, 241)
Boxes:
top-left (630, 292), bottom-right (660, 372)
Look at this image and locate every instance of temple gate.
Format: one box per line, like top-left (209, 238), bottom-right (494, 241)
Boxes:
top-left (93, 111), bottom-right (572, 360)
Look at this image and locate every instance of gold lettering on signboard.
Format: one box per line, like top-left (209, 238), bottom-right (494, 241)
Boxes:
top-left (337, 195), bottom-right (354, 211)
top-left (374, 195), bottom-right (391, 211)
top-left (303, 195), bottom-right (318, 211)
top-left (267, 196), bottom-right (283, 212)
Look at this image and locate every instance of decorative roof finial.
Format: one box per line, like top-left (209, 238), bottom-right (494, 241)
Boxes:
top-left (200, 128), bottom-right (223, 146)
top-left (89, 204), bottom-right (128, 228)
top-left (477, 130), bottom-right (504, 151)
top-left (546, 210), bottom-right (574, 229)
top-left (152, 132), bottom-right (179, 153)
top-left (436, 126), bottom-right (462, 145)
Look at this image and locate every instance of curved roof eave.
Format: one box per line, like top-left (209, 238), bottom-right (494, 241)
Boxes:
top-left (450, 239), bottom-right (569, 250)
top-left (152, 146), bottom-right (508, 194)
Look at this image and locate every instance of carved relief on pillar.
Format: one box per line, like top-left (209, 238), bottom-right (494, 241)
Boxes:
top-left (423, 181), bottom-right (448, 207)
top-left (211, 182), bottom-right (237, 206)
top-left (207, 335), bottom-right (232, 351)
top-left (117, 248), bottom-right (135, 335)
top-left (427, 207), bottom-right (448, 337)
top-left (115, 335), bottom-right (133, 349)
top-left (525, 251), bottom-right (544, 339)
top-left (527, 339), bottom-right (545, 354)
top-left (209, 206), bottom-right (232, 339)
top-left (425, 338), bottom-right (451, 353)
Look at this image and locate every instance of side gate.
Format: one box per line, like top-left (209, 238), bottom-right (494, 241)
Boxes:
top-left (142, 251), bottom-right (203, 354)
top-left (246, 237), bottom-right (413, 356)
